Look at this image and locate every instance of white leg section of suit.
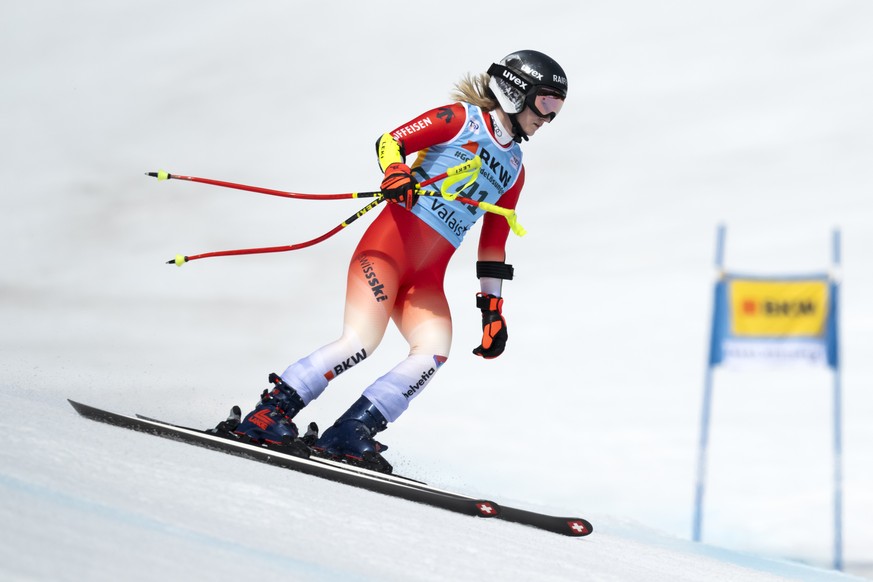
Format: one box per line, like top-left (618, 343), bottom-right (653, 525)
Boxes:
top-left (279, 331), bottom-right (368, 405)
top-left (362, 354), bottom-right (444, 422)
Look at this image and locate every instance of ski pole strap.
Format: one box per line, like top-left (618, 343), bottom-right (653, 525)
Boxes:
top-left (438, 156), bottom-right (482, 201)
top-left (479, 202), bottom-right (526, 237)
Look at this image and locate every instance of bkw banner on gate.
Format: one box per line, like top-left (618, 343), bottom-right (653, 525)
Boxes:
top-left (708, 275), bottom-right (839, 369)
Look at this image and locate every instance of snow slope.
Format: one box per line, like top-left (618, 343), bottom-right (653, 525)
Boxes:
top-left (2, 0), bottom-right (872, 580)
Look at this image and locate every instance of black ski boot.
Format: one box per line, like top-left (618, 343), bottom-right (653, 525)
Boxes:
top-left (234, 373), bottom-right (306, 447)
top-left (315, 396), bottom-right (392, 473)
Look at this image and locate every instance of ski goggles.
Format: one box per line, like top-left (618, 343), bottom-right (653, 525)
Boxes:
top-left (526, 90), bottom-right (565, 121)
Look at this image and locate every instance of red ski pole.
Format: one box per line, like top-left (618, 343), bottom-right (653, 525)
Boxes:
top-left (146, 155), bottom-right (478, 202)
top-left (160, 157), bottom-right (482, 266)
top-left (167, 198), bottom-right (383, 266)
top-left (146, 170), bottom-right (372, 201)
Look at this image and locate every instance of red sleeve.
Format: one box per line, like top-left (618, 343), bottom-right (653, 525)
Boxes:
top-left (386, 103), bottom-right (467, 158)
top-left (478, 165), bottom-right (525, 262)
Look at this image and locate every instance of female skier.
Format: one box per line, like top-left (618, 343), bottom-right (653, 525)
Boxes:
top-left (232, 50), bottom-right (568, 473)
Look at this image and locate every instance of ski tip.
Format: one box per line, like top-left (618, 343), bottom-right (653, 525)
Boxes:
top-left (565, 518), bottom-right (594, 537)
top-left (146, 170), bottom-right (171, 181)
top-left (67, 399), bottom-right (97, 419)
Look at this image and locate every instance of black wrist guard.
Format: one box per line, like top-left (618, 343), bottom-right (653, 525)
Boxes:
top-left (475, 293), bottom-right (503, 312)
top-left (476, 261), bottom-right (514, 280)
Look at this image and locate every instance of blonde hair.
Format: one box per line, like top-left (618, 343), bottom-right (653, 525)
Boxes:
top-left (450, 73), bottom-right (498, 111)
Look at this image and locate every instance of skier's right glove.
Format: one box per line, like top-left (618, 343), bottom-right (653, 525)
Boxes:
top-left (380, 163), bottom-right (419, 211)
top-left (472, 293), bottom-right (508, 359)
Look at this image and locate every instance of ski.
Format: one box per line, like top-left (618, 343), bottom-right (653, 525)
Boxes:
top-left (134, 412), bottom-right (593, 537)
top-left (68, 400), bottom-right (592, 537)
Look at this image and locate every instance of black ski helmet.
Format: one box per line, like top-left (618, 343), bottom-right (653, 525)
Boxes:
top-left (487, 50), bottom-right (567, 142)
top-left (487, 50), bottom-right (568, 117)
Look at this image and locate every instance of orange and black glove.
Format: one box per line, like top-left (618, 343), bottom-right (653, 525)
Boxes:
top-left (472, 293), bottom-right (508, 359)
top-left (380, 162), bottom-right (419, 211)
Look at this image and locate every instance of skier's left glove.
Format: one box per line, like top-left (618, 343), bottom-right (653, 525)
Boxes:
top-left (472, 293), bottom-right (508, 359)
top-left (380, 163), bottom-right (419, 211)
